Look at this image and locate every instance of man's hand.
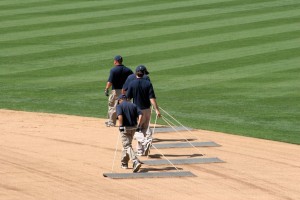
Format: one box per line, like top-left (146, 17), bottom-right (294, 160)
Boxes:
top-left (156, 109), bottom-right (162, 118)
top-left (119, 126), bottom-right (125, 133)
top-left (136, 125), bottom-right (142, 132)
top-left (104, 88), bottom-right (109, 96)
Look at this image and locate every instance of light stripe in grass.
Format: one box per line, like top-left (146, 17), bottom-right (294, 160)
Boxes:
top-left (1, 6), bottom-right (299, 44)
top-left (0, 6), bottom-right (299, 49)
top-left (1, 28), bottom-right (299, 75)
top-left (5, 39), bottom-right (300, 88)
top-left (1, 21), bottom-right (299, 57)
top-left (0, 0), bottom-right (50, 6)
top-left (160, 56), bottom-right (300, 91)
top-left (0, 0), bottom-right (234, 27)
top-left (0, 0), bottom-right (298, 33)
top-left (145, 39), bottom-right (300, 76)
top-left (0, 0), bottom-right (150, 17)
top-left (3, 0), bottom-right (295, 35)
top-left (1, 25), bottom-right (299, 75)
top-left (174, 109), bottom-right (300, 134)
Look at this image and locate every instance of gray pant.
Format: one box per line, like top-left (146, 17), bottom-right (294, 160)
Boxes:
top-left (120, 128), bottom-right (139, 164)
top-left (107, 89), bottom-right (122, 125)
top-left (137, 108), bottom-right (152, 153)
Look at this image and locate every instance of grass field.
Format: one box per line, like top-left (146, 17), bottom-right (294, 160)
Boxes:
top-left (0, 0), bottom-right (299, 144)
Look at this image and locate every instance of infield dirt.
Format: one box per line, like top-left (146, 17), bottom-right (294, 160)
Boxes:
top-left (0, 109), bottom-right (299, 200)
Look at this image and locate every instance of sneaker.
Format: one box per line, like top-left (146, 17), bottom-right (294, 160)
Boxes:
top-left (136, 151), bottom-right (143, 156)
top-left (132, 161), bottom-right (142, 173)
top-left (105, 121), bottom-right (115, 127)
top-left (121, 162), bottom-right (128, 169)
top-left (143, 140), bottom-right (152, 156)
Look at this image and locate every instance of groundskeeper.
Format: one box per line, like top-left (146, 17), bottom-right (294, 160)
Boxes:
top-left (126, 65), bottom-right (161, 156)
top-left (116, 94), bottom-right (143, 173)
top-left (104, 55), bottom-right (133, 127)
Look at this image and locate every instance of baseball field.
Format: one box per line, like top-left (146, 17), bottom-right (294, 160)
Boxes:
top-left (0, 0), bottom-right (300, 199)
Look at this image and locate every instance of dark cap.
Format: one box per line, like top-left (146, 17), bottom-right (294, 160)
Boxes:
top-left (117, 94), bottom-right (126, 100)
top-left (135, 65), bottom-right (149, 75)
top-left (114, 55), bottom-right (123, 63)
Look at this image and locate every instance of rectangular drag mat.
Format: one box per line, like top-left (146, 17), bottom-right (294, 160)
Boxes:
top-left (152, 141), bottom-right (220, 148)
top-left (142, 157), bottom-right (224, 166)
top-left (151, 126), bottom-right (193, 133)
top-left (103, 171), bottom-right (196, 179)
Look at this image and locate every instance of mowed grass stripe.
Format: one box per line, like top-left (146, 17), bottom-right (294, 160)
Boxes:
top-left (142, 38), bottom-right (300, 75)
top-left (4, 47), bottom-right (299, 89)
top-left (3, 38), bottom-right (299, 88)
top-left (1, 6), bottom-right (299, 51)
top-left (0, 0), bottom-right (259, 33)
top-left (1, 17), bottom-right (298, 74)
top-left (7, 0), bottom-right (273, 18)
top-left (2, 12), bottom-right (299, 62)
top-left (2, 10), bottom-right (299, 57)
top-left (3, 0), bottom-right (295, 35)
top-left (0, 0), bottom-right (149, 16)
top-left (1, 1), bottom-right (298, 40)
top-left (1, 0), bottom-right (278, 24)
top-left (154, 47), bottom-right (300, 86)
top-left (7, 39), bottom-right (300, 80)
top-left (1, 6), bottom-right (299, 45)
top-left (0, 0), bottom-right (50, 7)
top-left (1, 0), bottom-right (299, 43)
top-left (1, 17), bottom-right (299, 58)
top-left (1, 20), bottom-right (299, 66)
top-left (1, 41), bottom-right (300, 89)
top-left (0, 0), bottom-right (233, 26)
top-left (160, 57), bottom-right (300, 91)
top-left (1, 29), bottom-right (299, 76)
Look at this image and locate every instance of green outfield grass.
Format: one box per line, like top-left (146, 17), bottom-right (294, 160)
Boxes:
top-left (0, 0), bottom-right (299, 144)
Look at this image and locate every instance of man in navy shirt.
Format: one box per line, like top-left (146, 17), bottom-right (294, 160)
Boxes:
top-left (127, 65), bottom-right (161, 156)
top-left (104, 55), bottom-right (133, 127)
top-left (116, 94), bottom-right (143, 172)
top-left (122, 65), bottom-right (150, 95)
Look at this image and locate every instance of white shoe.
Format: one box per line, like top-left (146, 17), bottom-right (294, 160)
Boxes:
top-left (136, 151), bottom-right (143, 156)
top-left (105, 121), bottom-right (115, 127)
top-left (143, 141), bottom-right (152, 156)
top-left (133, 161), bottom-right (142, 173)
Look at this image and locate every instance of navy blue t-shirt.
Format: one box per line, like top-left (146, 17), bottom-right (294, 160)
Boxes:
top-left (126, 78), bottom-right (156, 110)
top-left (116, 101), bottom-right (142, 127)
top-left (122, 74), bottom-right (150, 92)
top-left (107, 65), bottom-right (133, 89)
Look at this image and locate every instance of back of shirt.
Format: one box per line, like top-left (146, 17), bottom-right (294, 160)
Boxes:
top-left (127, 78), bottom-right (156, 110)
top-left (116, 101), bottom-right (142, 127)
top-left (122, 74), bottom-right (151, 92)
top-left (108, 65), bottom-right (133, 89)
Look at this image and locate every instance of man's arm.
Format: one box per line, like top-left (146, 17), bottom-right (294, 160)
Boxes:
top-left (118, 114), bottom-right (125, 133)
top-left (137, 113), bottom-right (142, 127)
top-left (150, 98), bottom-right (161, 117)
top-left (118, 114), bottom-right (123, 127)
top-left (105, 82), bottom-right (112, 90)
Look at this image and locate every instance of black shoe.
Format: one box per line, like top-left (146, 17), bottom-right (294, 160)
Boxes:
top-left (121, 162), bottom-right (128, 169)
top-left (132, 161), bottom-right (142, 173)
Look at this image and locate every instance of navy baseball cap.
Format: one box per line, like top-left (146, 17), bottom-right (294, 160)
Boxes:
top-left (117, 94), bottom-right (126, 100)
top-left (135, 65), bottom-right (149, 75)
top-left (114, 55), bottom-right (123, 62)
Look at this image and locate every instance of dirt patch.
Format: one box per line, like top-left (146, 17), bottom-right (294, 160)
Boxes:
top-left (0, 109), bottom-right (299, 200)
